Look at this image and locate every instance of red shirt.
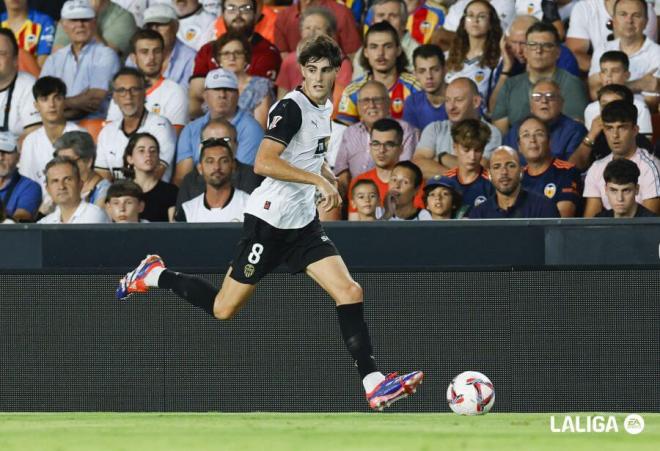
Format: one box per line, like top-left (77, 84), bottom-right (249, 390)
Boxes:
top-left (191, 32), bottom-right (282, 81)
top-left (274, 0), bottom-right (362, 55)
top-left (348, 168), bottom-right (425, 213)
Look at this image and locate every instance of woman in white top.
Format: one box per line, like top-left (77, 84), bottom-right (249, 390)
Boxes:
top-left (444, 0), bottom-right (502, 109)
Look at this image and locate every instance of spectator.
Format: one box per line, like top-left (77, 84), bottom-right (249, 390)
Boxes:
top-left (337, 21), bottom-right (421, 124)
top-left (444, 0), bottom-right (502, 104)
top-left (469, 145), bottom-right (560, 218)
top-left (122, 132), bottom-right (178, 222)
top-left (211, 32), bottom-right (273, 128)
top-left (443, 0), bottom-right (515, 34)
top-left (444, 118), bottom-right (495, 215)
top-left (174, 68), bottom-right (263, 186)
top-left (381, 160), bottom-right (431, 220)
top-left (0, 0), bottom-right (56, 66)
top-left (0, 131), bottom-right (41, 222)
top-left (588, 0), bottom-right (660, 110)
top-left (334, 81), bottom-right (419, 193)
top-left (504, 79), bottom-right (587, 161)
top-left (41, 1), bottom-right (121, 120)
top-left (596, 158), bottom-right (657, 217)
top-left (175, 137), bottom-right (249, 222)
top-left (38, 156), bottom-right (109, 223)
top-left (352, 0), bottom-right (419, 80)
top-left (108, 29), bottom-right (189, 131)
top-left (517, 116), bottom-right (582, 218)
top-left (513, 0), bottom-right (567, 39)
top-left (172, 0), bottom-right (215, 51)
top-left (413, 77), bottom-right (501, 178)
top-left (19, 76), bottom-right (82, 195)
top-left (274, 0), bottom-right (361, 58)
top-left (104, 179), bottom-right (145, 223)
top-left (0, 29), bottom-right (40, 136)
top-left (52, 0), bottom-right (137, 57)
top-left (566, 0), bottom-right (656, 73)
top-left (585, 51), bottom-right (653, 136)
top-left (53, 130), bottom-right (110, 208)
top-left (583, 100), bottom-right (660, 217)
top-left (275, 7), bottom-right (353, 99)
top-left (423, 174), bottom-right (463, 220)
top-left (403, 44), bottom-right (448, 130)
top-left (345, 118), bottom-right (424, 219)
top-left (350, 179), bottom-right (381, 221)
top-left (141, 3), bottom-right (196, 89)
top-left (491, 22), bottom-right (588, 134)
top-left (96, 68), bottom-right (176, 182)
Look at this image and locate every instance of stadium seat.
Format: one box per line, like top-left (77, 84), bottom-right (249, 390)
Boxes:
top-left (77, 119), bottom-right (106, 143)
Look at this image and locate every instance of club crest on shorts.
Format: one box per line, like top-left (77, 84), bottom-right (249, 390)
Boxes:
top-left (244, 264), bottom-right (255, 278)
top-left (544, 183), bottom-right (557, 199)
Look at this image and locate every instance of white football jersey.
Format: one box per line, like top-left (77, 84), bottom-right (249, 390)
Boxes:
top-left (0, 72), bottom-right (41, 135)
top-left (445, 58), bottom-right (496, 103)
top-left (177, 7), bottom-right (216, 51)
top-left (179, 189), bottom-right (249, 223)
top-left (244, 88), bottom-right (332, 229)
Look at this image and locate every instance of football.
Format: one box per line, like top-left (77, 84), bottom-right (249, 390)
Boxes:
top-left (447, 371), bottom-right (495, 415)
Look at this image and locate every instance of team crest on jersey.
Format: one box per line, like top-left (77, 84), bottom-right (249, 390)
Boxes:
top-left (392, 98), bottom-right (404, 114)
top-left (544, 183), bottom-right (557, 199)
top-left (25, 34), bottom-right (38, 45)
top-left (421, 21), bottom-right (432, 30)
top-left (474, 195), bottom-right (487, 206)
top-left (244, 264), bottom-right (255, 278)
top-left (269, 116), bottom-right (282, 130)
top-left (184, 27), bottom-right (200, 42)
top-left (315, 139), bottom-right (327, 156)
top-left (151, 103), bottom-right (162, 115)
top-left (474, 71), bottom-right (485, 84)
top-left (527, 3), bottom-right (535, 14)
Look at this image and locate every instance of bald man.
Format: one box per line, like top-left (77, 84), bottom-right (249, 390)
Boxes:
top-left (468, 146), bottom-right (560, 218)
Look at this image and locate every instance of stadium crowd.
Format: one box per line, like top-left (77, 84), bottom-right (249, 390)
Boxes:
top-left (0, 0), bottom-right (659, 224)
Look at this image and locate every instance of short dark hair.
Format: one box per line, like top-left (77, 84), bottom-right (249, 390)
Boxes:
top-left (601, 99), bottom-right (638, 124)
top-left (517, 115), bottom-right (549, 138)
top-left (297, 34), bottom-right (342, 68)
top-left (112, 67), bottom-right (145, 87)
top-left (603, 158), bottom-right (641, 185)
top-left (371, 118), bottom-right (403, 144)
top-left (451, 118), bottom-right (491, 150)
top-left (45, 156), bottom-right (80, 183)
top-left (613, 0), bottom-right (648, 19)
top-left (214, 31), bottom-right (252, 63)
top-left (0, 28), bottom-right (18, 57)
top-left (599, 50), bottom-right (630, 71)
top-left (351, 178), bottom-right (380, 198)
top-left (33, 76), bottom-right (67, 100)
top-left (106, 180), bottom-right (144, 202)
top-left (393, 160), bottom-right (423, 189)
top-left (412, 44), bottom-right (445, 67)
top-left (597, 84), bottom-right (634, 104)
top-left (525, 21), bottom-right (560, 44)
top-left (360, 21), bottom-right (408, 73)
top-left (199, 137), bottom-right (234, 160)
top-left (131, 28), bottom-right (165, 53)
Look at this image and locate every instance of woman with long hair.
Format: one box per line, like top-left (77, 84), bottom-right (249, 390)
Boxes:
top-left (123, 133), bottom-right (178, 222)
top-left (214, 32), bottom-right (273, 129)
top-left (445, 0), bottom-right (502, 109)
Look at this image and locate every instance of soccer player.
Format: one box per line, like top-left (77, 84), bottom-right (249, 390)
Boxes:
top-left (117, 35), bottom-right (424, 411)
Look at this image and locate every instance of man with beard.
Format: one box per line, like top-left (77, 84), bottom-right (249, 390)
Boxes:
top-left (175, 136), bottom-right (249, 222)
top-left (469, 145), bottom-right (559, 218)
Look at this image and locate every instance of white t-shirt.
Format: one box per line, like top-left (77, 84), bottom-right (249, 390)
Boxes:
top-left (177, 7), bottom-right (216, 50)
top-left (18, 122), bottom-right (83, 194)
top-left (444, 0), bottom-right (515, 32)
top-left (245, 89), bottom-right (332, 229)
top-left (445, 57), bottom-right (496, 103)
top-left (38, 201), bottom-right (110, 224)
top-left (568, 0), bottom-right (657, 53)
top-left (107, 77), bottom-right (189, 126)
top-left (180, 189), bottom-right (249, 223)
top-left (96, 111), bottom-right (176, 181)
top-left (584, 147), bottom-right (660, 209)
top-left (583, 97), bottom-right (653, 134)
top-left (0, 72), bottom-right (41, 135)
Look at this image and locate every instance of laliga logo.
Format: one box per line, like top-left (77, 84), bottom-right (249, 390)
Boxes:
top-left (550, 414), bottom-right (644, 434)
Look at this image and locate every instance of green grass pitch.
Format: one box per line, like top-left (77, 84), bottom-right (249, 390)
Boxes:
top-left (0, 413), bottom-right (657, 451)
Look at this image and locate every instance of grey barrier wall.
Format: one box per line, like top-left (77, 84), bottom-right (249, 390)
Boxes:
top-left (0, 221), bottom-right (659, 412)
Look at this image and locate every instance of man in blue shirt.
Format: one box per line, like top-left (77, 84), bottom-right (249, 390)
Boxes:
top-left (0, 131), bottom-right (41, 221)
top-left (469, 145), bottom-right (559, 219)
top-left (173, 69), bottom-right (263, 186)
top-left (517, 116), bottom-right (582, 218)
top-left (403, 44), bottom-right (448, 130)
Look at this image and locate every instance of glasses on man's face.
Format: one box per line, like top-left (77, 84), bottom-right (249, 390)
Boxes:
top-left (224, 4), bottom-right (254, 14)
top-left (525, 41), bottom-right (557, 52)
top-left (358, 96), bottom-right (386, 106)
top-left (531, 92), bottom-right (561, 102)
top-left (465, 13), bottom-right (489, 22)
top-left (218, 50), bottom-right (246, 59)
top-left (369, 140), bottom-right (400, 151)
top-left (113, 87), bottom-right (144, 97)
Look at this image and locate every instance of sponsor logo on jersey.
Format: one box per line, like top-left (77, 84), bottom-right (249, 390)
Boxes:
top-left (321, 235), bottom-right (330, 242)
top-left (244, 264), bottom-right (255, 278)
top-left (315, 139), bottom-right (327, 155)
top-left (269, 116), bottom-right (282, 130)
top-left (544, 183), bottom-right (557, 199)
top-left (474, 195), bottom-right (487, 206)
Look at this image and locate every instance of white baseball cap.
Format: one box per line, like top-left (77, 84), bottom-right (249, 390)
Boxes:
top-left (61, 0), bottom-right (96, 20)
top-left (143, 3), bottom-right (178, 25)
top-left (0, 132), bottom-right (18, 152)
top-left (205, 69), bottom-right (239, 90)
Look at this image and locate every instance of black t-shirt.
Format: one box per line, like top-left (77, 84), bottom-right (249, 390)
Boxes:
top-left (141, 181), bottom-right (178, 222)
top-left (596, 204), bottom-right (657, 218)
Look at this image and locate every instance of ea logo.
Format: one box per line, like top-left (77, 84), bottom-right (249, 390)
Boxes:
top-left (544, 183), bottom-right (557, 199)
top-left (474, 196), bottom-right (487, 206)
top-left (623, 414), bottom-right (644, 435)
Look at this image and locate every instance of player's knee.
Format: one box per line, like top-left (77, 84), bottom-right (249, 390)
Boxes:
top-left (341, 281), bottom-right (363, 303)
top-left (213, 304), bottom-right (236, 321)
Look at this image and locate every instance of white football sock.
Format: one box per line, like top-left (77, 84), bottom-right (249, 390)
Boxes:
top-left (144, 266), bottom-right (165, 287)
top-left (363, 371), bottom-right (386, 393)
